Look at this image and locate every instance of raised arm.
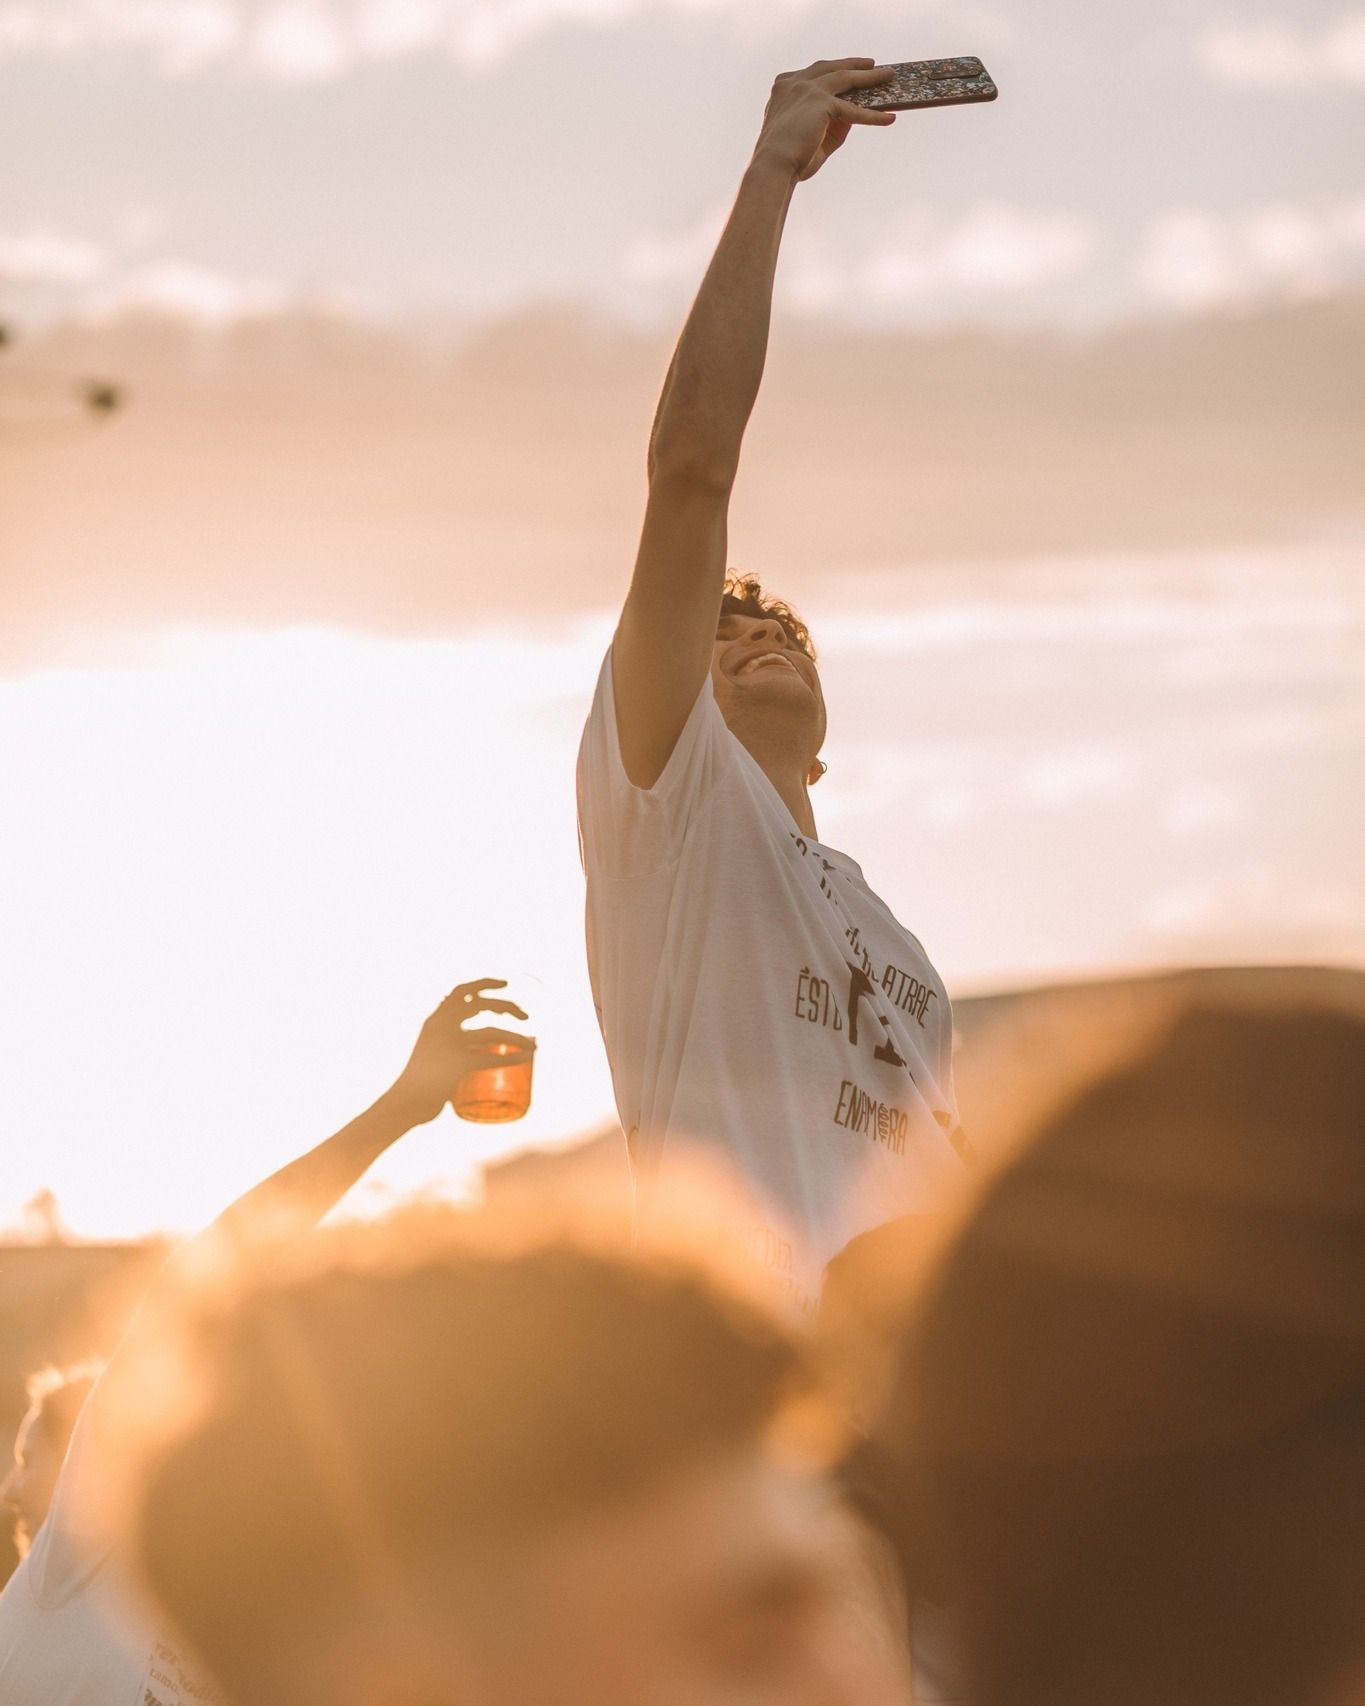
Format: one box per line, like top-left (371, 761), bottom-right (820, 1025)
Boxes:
top-left (108, 981), bottom-right (527, 1365)
top-left (613, 58), bottom-right (895, 788)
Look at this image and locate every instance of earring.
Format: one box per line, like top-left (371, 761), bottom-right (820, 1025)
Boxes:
top-left (810, 759), bottom-right (828, 783)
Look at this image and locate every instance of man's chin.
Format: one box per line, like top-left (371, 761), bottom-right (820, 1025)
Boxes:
top-left (735, 676), bottom-right (818, 715)
top-left (12, 1520), bottom-right (31, 1560)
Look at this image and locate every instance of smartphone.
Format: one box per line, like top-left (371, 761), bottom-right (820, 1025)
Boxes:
top-left (844, 56), bottom-right (998, 112)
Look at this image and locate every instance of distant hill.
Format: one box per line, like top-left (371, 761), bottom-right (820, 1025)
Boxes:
top-left (481, 961), bottom-right (1365, 1196)
top-left (950, 961), bottom-right (1365, 1144)
top-left (5, 295), bottom-right (1364, 669)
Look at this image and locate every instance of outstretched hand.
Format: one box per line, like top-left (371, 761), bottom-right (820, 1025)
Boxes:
top-left (391, 979), bottom-right (530, 1126)
top-left (754, 58), bottom-right (896, 183)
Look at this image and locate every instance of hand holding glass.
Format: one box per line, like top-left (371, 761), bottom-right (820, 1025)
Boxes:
top-left (393, 979), bottom-right (535, 1125)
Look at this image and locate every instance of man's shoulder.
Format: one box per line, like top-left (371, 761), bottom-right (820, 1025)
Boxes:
top-left (578, 658), bottom-right (765, 849)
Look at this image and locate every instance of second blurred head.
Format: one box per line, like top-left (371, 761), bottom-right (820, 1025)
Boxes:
top-left (113, 1218), bottom-right (912, 1706)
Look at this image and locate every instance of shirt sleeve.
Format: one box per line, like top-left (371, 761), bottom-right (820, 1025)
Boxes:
top-left (576, 645), bottom-right (736, 880)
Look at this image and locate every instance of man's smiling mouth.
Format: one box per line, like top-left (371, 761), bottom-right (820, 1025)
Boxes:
top-left (737, 653), bottom-right (800, 678)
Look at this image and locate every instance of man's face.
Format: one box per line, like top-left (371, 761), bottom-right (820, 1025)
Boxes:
top-left (463, 1447), bottom-right (910, 1706)
top-left (1, 1404), bottom-right (61, 1559)
top-left (710, 611), bottom-right (827, 760)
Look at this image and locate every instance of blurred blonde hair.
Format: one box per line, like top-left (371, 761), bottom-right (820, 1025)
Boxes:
top-left (99, 1198), bottom-right (844, 1700)
top-left (22, 1358), bottom-right (104, 1454)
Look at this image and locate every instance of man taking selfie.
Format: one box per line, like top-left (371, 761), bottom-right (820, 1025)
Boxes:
top-left (578, 59), bottom-right (972, 1315)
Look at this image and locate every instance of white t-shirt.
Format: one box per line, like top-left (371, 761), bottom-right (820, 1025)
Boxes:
top-left (577, 649), bottom-right (970, 1311)
top-left (0, 1393), bottom-right (219, 1706)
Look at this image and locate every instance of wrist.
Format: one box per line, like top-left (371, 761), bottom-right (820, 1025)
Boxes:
top-left (374, 1079), bottom-right (434, 1132)
top-left (745, 145), bottom-right (801, 194)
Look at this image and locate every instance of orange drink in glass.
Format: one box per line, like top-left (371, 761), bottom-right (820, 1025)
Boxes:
top-left (452, 1033), bottom-right (536, 1123)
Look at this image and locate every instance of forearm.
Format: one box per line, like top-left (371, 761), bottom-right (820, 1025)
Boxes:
top-left (648, 151), bottom-right (798, 487)
top-left (87, 984), bottom-right (521, 1437)
top-left (94, 1089), bottom-right (418, 1409)
top-left (202, 1086), bottom-right (417, 1254)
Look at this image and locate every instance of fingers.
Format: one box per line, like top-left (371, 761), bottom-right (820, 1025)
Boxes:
top-left (436, 979), bottom-right (530, 1025)
top-left (459, 1026), bottom-right (532, 1052)
top-left (448, 977), bottom-right (507, 1000)
top-left (803, 57), bottom-right (876, 75)
top-left (831, 99), bottom-right (897, 127)
top-left (819, 62), bottom-right (895, 95)
top-left (442, 978), bottom-right (508, 1012)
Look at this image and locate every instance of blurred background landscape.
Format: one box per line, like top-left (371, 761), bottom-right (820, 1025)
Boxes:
top-left (2, 0), bottom-right (1362, 1572)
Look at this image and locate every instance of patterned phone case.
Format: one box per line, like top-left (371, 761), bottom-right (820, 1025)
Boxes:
top-left (843, 56), bottom-right (998, 112)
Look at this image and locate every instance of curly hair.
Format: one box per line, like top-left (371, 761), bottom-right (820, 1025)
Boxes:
top-left (720, 573), bottom-right (816, 661)
top-left (24, 1360), bottom-right (103, 1455)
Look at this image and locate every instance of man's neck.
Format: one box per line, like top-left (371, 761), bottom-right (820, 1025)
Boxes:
top-left (733, 726), bottom-right (819, 839)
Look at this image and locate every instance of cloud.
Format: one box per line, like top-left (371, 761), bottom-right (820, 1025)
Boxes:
top-left (0, 0), bottom-right (241, 74)
top-left (1161, 780), bottom-right (1244, 838)
top-left (1195, 12), bottom-right (1365, 88)
top-left (0, 0), bottom-right (634, 74)
top-left (0, 223), bottom-right (311, 325)
top-left (864, 203), bottom-right (1096, 301)
top-left (252, 0), bottom-right (350, 78)
top-left (353, 0), bottom-right (447, 55)
top-left (0, 0), bottom-right (981, 75)
top-left (624, 201), bottom-right (1098, 321)
top-left (1136, 210), bottom-right (1246, 311)
top-left (453, 0), bottom-right (635, 64)
top-left (81, 260), bottom-right (291, 323)
top-left (1015, 745), bottom-right (1132, 808)
top-left (622, 203), bottom-right (728, 289)
top-left (1136, 198), bottom-right (1365, 309)
top-left (0, 227), bottom-right (109, 284)
top-left (1145, 868), bottom-right (1365, 960)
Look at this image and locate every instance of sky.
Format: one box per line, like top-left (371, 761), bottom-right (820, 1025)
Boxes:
top-left (3, 553), bottom-right (1361, 1238)
top-left (1, 0), bottom-right (1363, 1237)
top-left (1, 0), bottom-right (1364, 330)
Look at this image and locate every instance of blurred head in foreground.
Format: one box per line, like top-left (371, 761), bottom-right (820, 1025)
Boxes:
top-left (112, 1214), bottom-right (908, 1706)
top-left (873, 1000), bottom-right (1365, 1706)
top-left (1, 1361), bottom-right (102, 1558)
